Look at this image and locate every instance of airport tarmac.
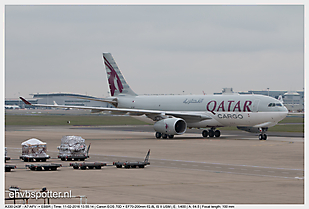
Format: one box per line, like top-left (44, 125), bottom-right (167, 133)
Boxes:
top-left (5, 125), bottom-right (304, 204)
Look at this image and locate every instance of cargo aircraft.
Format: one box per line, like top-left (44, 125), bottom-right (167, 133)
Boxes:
top-left (20, 53), bottom-right (288, 140)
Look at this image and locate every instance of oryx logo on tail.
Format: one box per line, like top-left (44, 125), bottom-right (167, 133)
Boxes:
top-left (104, 56), bottom-right (124, 96)
top-left (104, 58), bottom-right (123, 96)
top-left (102, 53), bottom-right (137, 97)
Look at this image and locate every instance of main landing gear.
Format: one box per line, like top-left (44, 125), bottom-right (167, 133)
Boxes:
top-left (155, 132), bottom-right (174, 139)
top-left (202, 128), bottom-right (221, 138)
top-left (258, 128), bottom-right (268, 140)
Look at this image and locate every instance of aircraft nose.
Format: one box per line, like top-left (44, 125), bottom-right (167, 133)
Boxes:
top-left (281, 105), bottom-right (289, 118)
top-left (283, 106), bottom-right (288, 114)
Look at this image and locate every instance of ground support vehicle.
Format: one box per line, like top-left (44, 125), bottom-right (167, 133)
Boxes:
top-left (5, 147), bottom-right (10, 162)
top-left (5, 165), bottom-right (16, 172)
top-left (59, 155), bottom-right (88, 161)
top-left (70, 162), bottom-right (106, 170)
top-left (5, 156), bottom-right (10, 163)
top-left (25, 163), bottom-right (62, 171)
top-left (20, 156), bottom-right (50, 162)
top-left (113, 149), bottom-right (150, 169)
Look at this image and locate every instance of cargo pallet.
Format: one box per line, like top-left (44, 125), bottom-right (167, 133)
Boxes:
top-left (5, 165), bottom-right (16, 172)
top-left (70, 162), bottom-right (106, 170)
top-left (26, 163), bottom-right (62, 171)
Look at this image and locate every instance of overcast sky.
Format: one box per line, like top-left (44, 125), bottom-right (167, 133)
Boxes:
top-left (4, 5), bottom-right (304, 99)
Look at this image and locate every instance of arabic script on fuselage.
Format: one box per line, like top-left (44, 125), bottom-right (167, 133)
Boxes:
top-left (183, 98), bottom-right (204, 104)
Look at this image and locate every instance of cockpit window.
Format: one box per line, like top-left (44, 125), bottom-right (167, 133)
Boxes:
top-left (268, 103), bottom-right (283, 107)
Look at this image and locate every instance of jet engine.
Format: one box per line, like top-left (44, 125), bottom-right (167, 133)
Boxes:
top-left (154, 118), bottom-right (187, 135)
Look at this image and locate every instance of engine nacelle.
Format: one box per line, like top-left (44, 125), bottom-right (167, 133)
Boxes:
top-left (154, 118), bottom-right (187, 135)
top-left (237, 126), bottom-right (268, 133)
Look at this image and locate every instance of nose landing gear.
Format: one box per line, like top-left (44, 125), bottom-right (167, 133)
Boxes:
top-left (259, 134), bottom-right (267, 140)
top-left (258, 128), bottom-right (268, 140)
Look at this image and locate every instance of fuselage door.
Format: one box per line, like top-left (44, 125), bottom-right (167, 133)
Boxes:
top-left (253, 99), bottom-right (260, 112)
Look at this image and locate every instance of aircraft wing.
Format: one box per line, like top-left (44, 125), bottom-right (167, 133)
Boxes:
top-left (19, 97), bottom-right (212, 122)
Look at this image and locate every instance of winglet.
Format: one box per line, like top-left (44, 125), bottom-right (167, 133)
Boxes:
top-left (19, 97), bottom-right (32, 105)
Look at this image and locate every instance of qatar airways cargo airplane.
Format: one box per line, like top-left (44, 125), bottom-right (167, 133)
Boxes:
top-left (20, 53), bottom-right (288, 140)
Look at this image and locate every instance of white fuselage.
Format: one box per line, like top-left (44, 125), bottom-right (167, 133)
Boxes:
top-left (116, 94), bottom-right (288, 128)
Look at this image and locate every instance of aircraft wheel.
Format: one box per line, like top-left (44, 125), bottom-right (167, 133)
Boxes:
top-left (259, 134), bottom-right (267, 140)
top-left (202, 130), bottom-right (208, 138)
top-left (155, 132), bottom-right (162, 139)
top-left (214, 130), bottom-right (221, 137)
top-left (168, 135), bottom-right (174, 139)
top-left (162, 134), bottom-right (168, 139)
top-left (209, 130), bottom-right (215, 138)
